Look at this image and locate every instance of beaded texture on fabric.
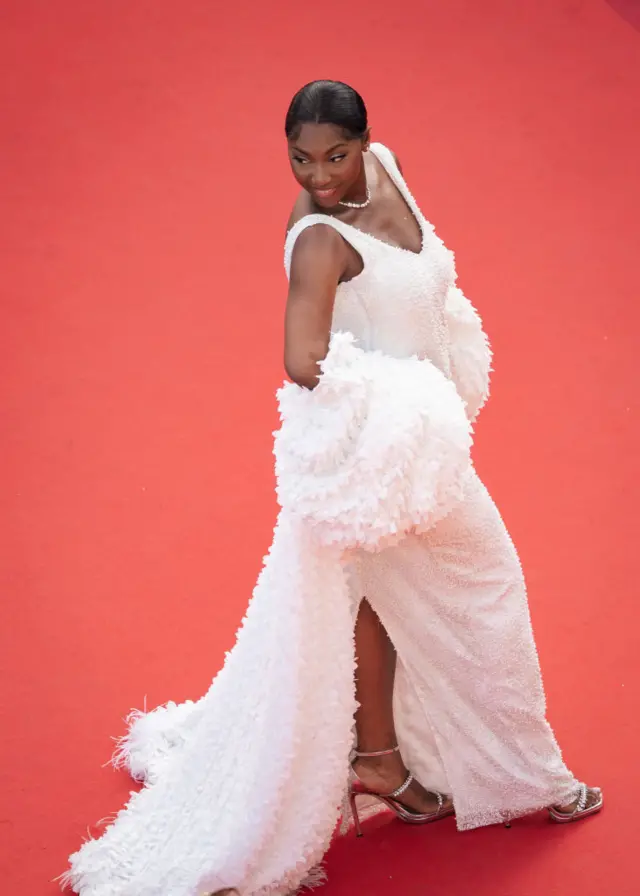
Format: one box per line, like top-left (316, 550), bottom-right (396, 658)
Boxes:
top-left (61, 143), bottom-right (578, 896)
top-left (285, 143), bottom-right (456, 381)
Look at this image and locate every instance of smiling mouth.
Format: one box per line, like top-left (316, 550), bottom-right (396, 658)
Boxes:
top-left (313, 187), bottom-right (338, 197)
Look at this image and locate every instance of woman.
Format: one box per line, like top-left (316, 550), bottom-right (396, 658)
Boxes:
top-left (63, 81), bottom-right (601, 896)
top-left (282, 79), bottom-right (600, 828)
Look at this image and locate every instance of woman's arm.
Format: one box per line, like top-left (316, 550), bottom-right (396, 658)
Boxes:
top-left (284, 224), bottom-right (348, 389)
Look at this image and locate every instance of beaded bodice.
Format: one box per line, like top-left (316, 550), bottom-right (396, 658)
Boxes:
top-left (284, 143), bottom-right (456, 377)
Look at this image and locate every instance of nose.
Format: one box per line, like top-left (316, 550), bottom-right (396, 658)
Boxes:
top-left (310, 165), bottom-right (331, 189)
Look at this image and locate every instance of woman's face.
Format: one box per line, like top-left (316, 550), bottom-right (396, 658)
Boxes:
top-left (287, 122), bottom-right (368, 209)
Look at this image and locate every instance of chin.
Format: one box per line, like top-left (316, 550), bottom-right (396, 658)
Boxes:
top-left (314, 197), bottom-right (340, 209)
top-left (310, 188), bottom-right (342, 208)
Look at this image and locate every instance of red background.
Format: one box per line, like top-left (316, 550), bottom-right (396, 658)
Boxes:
top-left (1, 2), bottom-right (639, 894)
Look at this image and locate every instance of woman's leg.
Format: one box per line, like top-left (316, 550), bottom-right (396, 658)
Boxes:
top-left (357, 471), bottom-right (599, 827)
top-left (352, 598), bottom-right (451, 813)
top-left (353, 598), bottom-right (397, 752)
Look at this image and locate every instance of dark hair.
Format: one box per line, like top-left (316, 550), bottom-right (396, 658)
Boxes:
top-left (285, 80), bottom-right (368, 141)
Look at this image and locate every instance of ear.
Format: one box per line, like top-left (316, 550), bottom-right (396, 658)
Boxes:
top-left (362, 128), bottom-right (371, 152)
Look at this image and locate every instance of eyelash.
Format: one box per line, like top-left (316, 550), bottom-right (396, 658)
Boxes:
top-left (294, 154), bottom-right (346, 165)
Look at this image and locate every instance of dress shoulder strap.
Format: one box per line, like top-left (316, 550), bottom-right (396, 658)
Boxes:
top-left (369, 142), bottom-right (423, 223)
top-left (284, 214), bottom-right (369, 279)
top-left (368, 142), bottom-right (398, 173)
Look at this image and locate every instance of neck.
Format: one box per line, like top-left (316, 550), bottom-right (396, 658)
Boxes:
top-left (341, 156), bottom-right (368, 205)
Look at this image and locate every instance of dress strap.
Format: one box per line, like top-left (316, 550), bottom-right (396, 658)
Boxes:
top-left (369, 142), bottom-right (424, 225)
top-left (284, 214), bottom-right (369, 279)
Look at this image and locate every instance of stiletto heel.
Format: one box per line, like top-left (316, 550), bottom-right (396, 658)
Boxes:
top-left (349, 745), bottom-right (454, 833)
top-left (349, 791), bottom-right (363, 838)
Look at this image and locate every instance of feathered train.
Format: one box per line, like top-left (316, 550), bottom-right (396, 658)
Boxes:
top-left (62, 329), bottom-right (478, 896)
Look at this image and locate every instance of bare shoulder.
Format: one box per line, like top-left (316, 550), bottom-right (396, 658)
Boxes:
top-left (286, 189), bottom-right (315, 235)
top-left (289, 221), bottom-right (347, 284)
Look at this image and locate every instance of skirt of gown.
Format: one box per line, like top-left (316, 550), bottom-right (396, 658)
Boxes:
top-left (63, 465), bottom-right (579, 896)
top-left (355, 468), bottom-right (577, 830)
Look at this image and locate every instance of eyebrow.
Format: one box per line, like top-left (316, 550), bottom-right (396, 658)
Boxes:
top-left (291, 142), bottom-right (348, 156)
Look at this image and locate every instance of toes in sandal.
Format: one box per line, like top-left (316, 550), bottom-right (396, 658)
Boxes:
top-left (548, 783), bottom-right (603, 824)
top-left (349, 746), bottom-right (455, 837)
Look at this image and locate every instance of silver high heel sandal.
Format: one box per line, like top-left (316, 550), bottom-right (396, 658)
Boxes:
top-left (548, 783), bottom-right (603, 823)
top-left (349, 745), bottom-right (454, 837)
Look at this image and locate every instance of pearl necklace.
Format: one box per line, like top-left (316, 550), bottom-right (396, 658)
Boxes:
top-left (338, 185), bottom-right (371, 209)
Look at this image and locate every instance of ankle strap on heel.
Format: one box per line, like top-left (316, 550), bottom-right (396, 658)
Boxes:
top-left (354, 745), bottom-right (400, 758)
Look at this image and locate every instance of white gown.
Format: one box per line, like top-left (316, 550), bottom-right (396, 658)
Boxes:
top-left (63, 143), bottom-right (578, 896)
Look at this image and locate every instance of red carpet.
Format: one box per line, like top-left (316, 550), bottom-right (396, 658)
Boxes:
top-left (1, 2), bottom-right (638, 894)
